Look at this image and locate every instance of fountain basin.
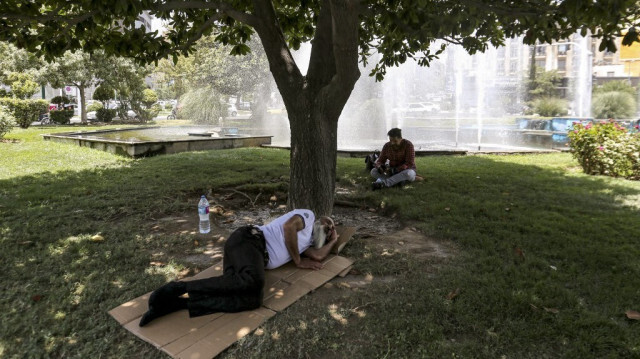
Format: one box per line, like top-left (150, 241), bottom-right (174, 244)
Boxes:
top-left (43, 126), bottom-right (272, 158)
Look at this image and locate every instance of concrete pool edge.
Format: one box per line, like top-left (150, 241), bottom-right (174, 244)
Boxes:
top-left (43, 127), bottom-right (273, 158)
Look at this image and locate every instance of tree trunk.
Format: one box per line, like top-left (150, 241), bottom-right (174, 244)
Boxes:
top-left (252, 0), bottom-right (360, 216)
top-left (287, 99), bottom-right (339, 216)
top-left (78, 85), bottom-right (87, 124)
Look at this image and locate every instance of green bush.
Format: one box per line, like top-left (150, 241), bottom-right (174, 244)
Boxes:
top-left (49, 110), bottom-right (74, 124)
top-left (568, 120), bottom-right (640, 179)
top-left (0, 105), bottom-right (16, 138)
top-left (531, 97), bottom-right (567, 117)
top-left (95, 108), bottom-right (116, 122)
top-left (92, 84), bottom-right (114, 107)
top-left (179, 87), bottom-right (225, 124)
top-left (164, 103), bottom-right (174, 111)
top-left (591, 91), bottom-right (636, 119)
top-left (0, 98), bottom-right (48, 128)
top-left (142, 89), bottom-right (159, 108)
top-left (50, 95), bottom-right (72, 106)
top-left (86, 102), bottom-right (103, 112)
top-left (5, 72), bottom-right (39, 99)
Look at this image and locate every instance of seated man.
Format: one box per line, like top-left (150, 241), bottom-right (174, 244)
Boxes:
top-left (370, 128), bottom-right (417, 190)
top-left (139, 209), bottom-right (338, 326)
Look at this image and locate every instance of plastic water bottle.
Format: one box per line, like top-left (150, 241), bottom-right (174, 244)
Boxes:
top-left (198, 195), bottom-right (210, 234)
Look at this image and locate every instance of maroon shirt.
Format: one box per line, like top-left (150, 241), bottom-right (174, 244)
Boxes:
top-left (375, 139), bottom-right (416, 171)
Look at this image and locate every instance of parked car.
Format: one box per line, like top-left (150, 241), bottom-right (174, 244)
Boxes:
top-left (392, 102), bottom-right (439, 117)
top-left (227, 104), bottom-right (238, 117)
top-left (87, 111), bottom-right (97, 120)
top-left (406, 102), bottom-right (438, 112)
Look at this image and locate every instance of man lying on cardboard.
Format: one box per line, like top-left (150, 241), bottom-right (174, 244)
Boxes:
top-left (139, 209), bottom-right (340, 327)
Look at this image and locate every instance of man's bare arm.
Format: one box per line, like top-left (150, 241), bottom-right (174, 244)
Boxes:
top-left (283, 215), bottom-right (323, 270)
top-left (303, 231), bottom-right (338, 261)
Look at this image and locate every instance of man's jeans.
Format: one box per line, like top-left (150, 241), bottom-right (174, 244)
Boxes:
top-left (185, 226), bottom-right (266, 317)
top-left (370, 167), bottom-right (416, 187)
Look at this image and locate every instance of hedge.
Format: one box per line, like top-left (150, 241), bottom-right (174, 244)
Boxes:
top-left (96, 108), bottom-right (116, 122)
top-left (50, 110), bottom-right (74, 124)
top-left (0, 105), bottom-right (16, 138)
top-left (0, 98), bottom-right (49, 129)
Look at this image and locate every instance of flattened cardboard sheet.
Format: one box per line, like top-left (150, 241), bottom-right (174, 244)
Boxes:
top-left (109, 227), bottom-right (355, 359)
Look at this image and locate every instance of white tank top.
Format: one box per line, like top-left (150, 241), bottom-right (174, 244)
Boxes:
top-left (259, 209), bottom-right (315, 269)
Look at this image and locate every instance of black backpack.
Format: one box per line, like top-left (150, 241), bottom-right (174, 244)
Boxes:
top-left (365, 150), bottom-right (380, 171)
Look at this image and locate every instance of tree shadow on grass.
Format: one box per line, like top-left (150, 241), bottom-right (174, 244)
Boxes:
top-left (0, 148), bottom-right (291, 358)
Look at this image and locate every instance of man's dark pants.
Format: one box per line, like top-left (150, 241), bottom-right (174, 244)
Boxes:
top-left (186, 226), bottom-right (267, 317)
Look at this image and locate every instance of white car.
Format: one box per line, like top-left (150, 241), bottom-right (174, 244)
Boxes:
top-left (406, 102), bottom-right (438, 112)
top-left (227, 104), bottom-right (238, 117)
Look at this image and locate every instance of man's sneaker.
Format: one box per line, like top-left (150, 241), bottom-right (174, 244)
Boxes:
top-left (371, 181), bottom-right (384, 191)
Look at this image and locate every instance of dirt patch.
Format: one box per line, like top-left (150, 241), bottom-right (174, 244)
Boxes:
top-left (150, 196), bottom-right (457, 288)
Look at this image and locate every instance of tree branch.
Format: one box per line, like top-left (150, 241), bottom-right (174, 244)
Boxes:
top-left (306, 0), bottom-right (337, 93)
top-left (319, 0), bottom-right (361, 118)
top-left (250, 0), bottom-right (303, 97)
top-left (154, 0), bottom-right (260, 27)
top-left (0, 10), bottom-right (97, 26)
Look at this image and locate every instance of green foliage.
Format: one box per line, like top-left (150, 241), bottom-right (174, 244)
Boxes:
top-left (164, 102), bottom-right (174, 110)
top-left (568, 120), bottom-right (640, 178)
top-left (179, 87), bottom-right (225, 124)
top-left (97, 57), bottom-right (151, 122)
top-left (92, 84), bottom-right (114, 106)
top-left (49, 109), bottom-right (74, 124)
top-left (5, 72), bottom-right (39, 99)
top-left (527, 68), bottom-right (563, 100)
top-left (592, 90), bottom-right (637, 119)
top-left (86, 102), bottom-right (103, 112)
top-left (95, 108), bottom-right (116, 122)
top-left (152, 34), bottom-right (270, 110)
top-left (0, 97), bottom-right (48, 128)
top-left (141, 89), bottom-right (158, 108)
top-left (593, 80), bottom-right (636, 97)
top-left (50, 95), bottom-right (71, 106)
top-left (0, 105), bottom-right (16, 138)
top-left (531, 96), bottom-right (567, 117)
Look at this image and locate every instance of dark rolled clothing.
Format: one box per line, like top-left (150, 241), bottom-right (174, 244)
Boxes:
top-left (185, 225), bottom-right (267, 317)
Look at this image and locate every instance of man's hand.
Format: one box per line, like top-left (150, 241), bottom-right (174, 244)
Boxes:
top-left (296, 257), bottom-right (323, 270)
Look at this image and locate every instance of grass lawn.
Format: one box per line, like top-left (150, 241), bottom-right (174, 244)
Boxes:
top-left (1, 125), bottom-right (639, 358)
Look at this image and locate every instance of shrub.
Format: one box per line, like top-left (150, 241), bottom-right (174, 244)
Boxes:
top-left (149, 103), bottom-right (161, 118)
top-left (0, 98), bottom-right (48, 128)
top-left (165, 103), bottom-right (174, 111)
top-left (531, 97), bottom-right (567, 117)
top-left (86, 102), bottom-right (103, 112)
top-left (0, 105), bottom-right (16, 138)
top-left (568, 120), bottom-right (640, 179)
top-left (50, 95), bottom-right (72, 107)
top-left (142, 89), bottom-right (158, 108)
top-left (93, 84), bottom-right (114, 107)
top-left (95, 108), bottom-right (116, 122)
top-left (591, 91), bottom-right (636, 119)
top-left (179, 87), bottom-right (225, 124)
top-left (5, 72), bottom-right (39, 99)
top-left (593, 80), bottom-right (636, 97)
top-left (50, 109), bottom-right (74, 124)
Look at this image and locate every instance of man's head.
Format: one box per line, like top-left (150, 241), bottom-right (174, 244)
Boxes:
top-left (312, 216), bottom-right (336, 249)
top-left (387, 128), bottom-right (402, 146)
